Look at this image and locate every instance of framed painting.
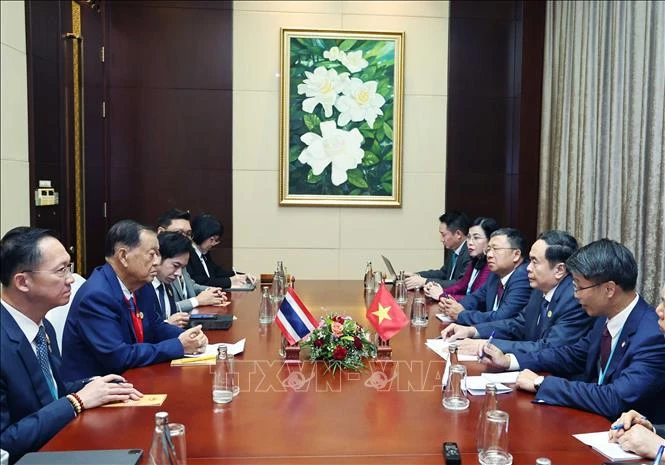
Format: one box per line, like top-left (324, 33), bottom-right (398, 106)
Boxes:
top-left (280, 28), bottom-right (404, 207)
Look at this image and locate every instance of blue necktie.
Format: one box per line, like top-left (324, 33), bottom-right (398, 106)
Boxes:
top-left (449, 253), bottom-right (458, 279)
top-left (158, 284), bottom-right (167, 319)
top-left (35, 326), bottom-right (57, 400)
top-left (536, 298), bottom-right (549, 334)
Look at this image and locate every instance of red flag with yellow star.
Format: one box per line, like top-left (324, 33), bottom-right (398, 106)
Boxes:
top-left (365, 282), bottom-right (409, 340)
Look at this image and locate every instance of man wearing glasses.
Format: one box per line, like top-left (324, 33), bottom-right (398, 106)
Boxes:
top-left (0, 227), bottom-right (142, 463)
top-left (439, 228), bottom-right (532, 325)
top-left (480, 239), bottom-right (665, 423)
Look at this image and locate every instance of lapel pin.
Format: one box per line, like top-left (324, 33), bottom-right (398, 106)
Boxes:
top-left (139, 312), bottom-right (144, 320)
top-left (621, 341), bottom-right (626, 348)
top-left (547, 310), bottom-right (553, 318)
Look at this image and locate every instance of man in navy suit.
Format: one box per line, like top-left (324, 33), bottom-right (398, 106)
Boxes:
top-left (0, 227), bottom-right (141, 464)
top-left (481, 239), bottom-right (665, 422)
top-left (441, 230), bottom-right (595, 356)
top-left (405, 211), bottom-right (472, 290)
top-left (439, 228), bottom-right (532, 325)
top-left (61, 220), bottom-right (209, 381)
top-left (608, 283), bottom-right (665, 459)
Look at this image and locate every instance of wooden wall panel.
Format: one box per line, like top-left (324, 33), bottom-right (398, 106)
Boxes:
top-left (105, 1), bottom-right (233, 266)
top-left (446, 0), bottom-right (545, 245)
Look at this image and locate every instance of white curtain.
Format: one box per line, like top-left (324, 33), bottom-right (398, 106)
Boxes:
top-left (539, 0), bottom-right (665, 304)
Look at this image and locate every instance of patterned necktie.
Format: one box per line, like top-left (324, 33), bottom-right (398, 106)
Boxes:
top-left (449, 253), bottom-right (458, 279)
top-left (179, 275), bottom-right (187, 298)
top-left (35, 326), bottom-right (57, 400)
top-left (599, 324), bottom-right (612, 370)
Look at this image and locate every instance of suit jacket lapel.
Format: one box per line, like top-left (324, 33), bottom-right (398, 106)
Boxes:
top-left (102, 263), bottom-right (138, 343)
top-left (603, 300), bottom-right (642, 382)
top-left (1, 306), bottom-right (57, 406)
top-left (486, 274), bottom-right (499, 311)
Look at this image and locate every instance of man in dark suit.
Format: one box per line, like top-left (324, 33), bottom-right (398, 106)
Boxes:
top-left (0, 227), bottom-right (141, 464)
top-left (187, 213), bottom-right (256, 289)
top-left (405, 211), bottom-right (471, 290)
top-left (440, 228), bottom-right (532, 325)
top-left (442, 230), bottom-right (595, 356)
top-left (481, 240), bottom-right (665, 423)
top-left (152, 232), bottom-right (193, 328)
top-left (61, 220), bottom-right (208, 381)
top-left (156, 209), bottom-right (226, 311)
top-left (608, 283), bottom-right (665, 459)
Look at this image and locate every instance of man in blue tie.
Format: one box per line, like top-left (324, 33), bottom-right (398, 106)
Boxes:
top-left (480, 239), bottom-right (665, 422)
top-left (0, 227), bottom-right (142, 463)
top-left (441, 230), bottom-right (595, 356)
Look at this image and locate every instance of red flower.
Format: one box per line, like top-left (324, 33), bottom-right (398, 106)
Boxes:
top-left (314, 338), bottom-right (324, 348)
top-left (335, 316), bottom-right (345, 324)
top-left (353, 336), bottom-right (363, 350)
top-left (332, 346), bottom-right (347, 360)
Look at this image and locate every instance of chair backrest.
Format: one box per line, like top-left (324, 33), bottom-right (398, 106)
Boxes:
top-left (45, 273), bottom-right (86, 354)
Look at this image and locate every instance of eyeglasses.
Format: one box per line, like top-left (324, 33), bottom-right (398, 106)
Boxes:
top-left (467, 234), bottom-right (486, 243)
top-left (572, 281), bottom-right (605, 293)
top-left (484, 246), bottom-right (518, 255)
top-left (24, 263), bottom-right (74, 278)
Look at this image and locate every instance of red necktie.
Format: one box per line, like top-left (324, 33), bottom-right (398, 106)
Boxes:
top-left (496, 281), bottom-right (505, 304)
top-left (125, 296), bottom-right (144, 343)
top-left (599, 324), bottom-right (611, 369)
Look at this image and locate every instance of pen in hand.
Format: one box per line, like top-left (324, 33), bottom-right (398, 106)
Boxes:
top-left (478, 330), bottom-right (495, 361)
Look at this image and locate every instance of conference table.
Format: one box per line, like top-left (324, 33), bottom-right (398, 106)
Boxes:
top-left (42, 280), bottom-right (616, 464)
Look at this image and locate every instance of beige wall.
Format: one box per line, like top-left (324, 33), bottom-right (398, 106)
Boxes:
top-left (232, 1), bottom-right (449, 279)
top-left (1, 0), bottom-right (30, 236)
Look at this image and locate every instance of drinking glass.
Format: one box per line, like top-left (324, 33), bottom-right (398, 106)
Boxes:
top-left (411, 291), bottom-right (427, 327)
top-left (442, 364), bottom-right (469, 410)
top-left (394, 279), bottom-right (407, 304)
top-left (478, 410), bottom-right (513, 465)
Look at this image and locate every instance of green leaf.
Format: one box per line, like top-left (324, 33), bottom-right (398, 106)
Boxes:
top-left (380, 170), bottom-right (392, 182)
top-left (371, 140), bottom-right (381, 155)
top-left (289, 145), bottom-right (301, 162)
top-left (362, 151), bottom-right (380, 166)
top-left (349, 188), bottom-right (363, 195)
top-left (381, 182), bottom-right (393, 193)
top-left (346, 169), bottom-right (368, 188)
top-left (342, 336), bottom-right (354, 341)
top-left (303, 113), bottom-right (321, 131)
top-left (338, 39), bottom-right (357, 51)
top-left (376, 126), bottom-right (385, 142)
top-left (383, 123), bottom-right (393, 140)
top-left (307, 170), bottom-right (324, 184)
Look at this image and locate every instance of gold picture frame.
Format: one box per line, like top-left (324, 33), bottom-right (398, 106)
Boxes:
top-left (280, 28), bottom-right (404, 207)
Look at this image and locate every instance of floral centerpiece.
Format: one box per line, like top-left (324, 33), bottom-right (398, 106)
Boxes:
top-left (301, 314), bottom-right (377, 374)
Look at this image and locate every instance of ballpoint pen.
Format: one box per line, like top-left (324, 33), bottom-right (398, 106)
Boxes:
top-left (653, 444), bottom-right (664, 465)
top-left (478, 330), bottom-right (495, 360)
top-left (611, 414), bottom-right (648, 430)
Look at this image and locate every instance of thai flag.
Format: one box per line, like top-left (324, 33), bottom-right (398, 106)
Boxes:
top-left (276, 288), bottom-right (317, 345)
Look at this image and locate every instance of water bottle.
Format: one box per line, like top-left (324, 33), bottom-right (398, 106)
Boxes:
top-left (212, 345), bottom-right (233, 404)
top-left (476, 383), bottom-right (499, 453)
top-left (395, 270), bottom-right (407, 304)
top-left (411, 287), bottom-right (427, 326)
top-left (148, 411), bottom-right (187, 465)
top-left (271, 269), bottom-right (284, 304)
top-left (227, 350), bottom-right (239, 397)
top-left (258, 286), bottom-right (274, 324)
top-left (363, 261), bottom-right (374, 290)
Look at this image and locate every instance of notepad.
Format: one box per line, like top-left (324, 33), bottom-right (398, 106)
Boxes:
top-left (15, 449), bottom-right (143, 465)
top-left (436, 313), bottom-right (453, 323)
top-left (481, 371), bottom-right (519, 384)
top-left (171, 339), bottom-right (246, 366)
top-left (425, 338), bottom-right (478, 362)
top-left (465, 376), bottom-right (512, 395)
top-left (573, 431), bottom-right (641, 461)
top-left (101, 394), bottom-right (166, 407)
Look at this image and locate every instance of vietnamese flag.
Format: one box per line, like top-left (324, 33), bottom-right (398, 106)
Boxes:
top-left (366, 283), bottom-right (409, 340)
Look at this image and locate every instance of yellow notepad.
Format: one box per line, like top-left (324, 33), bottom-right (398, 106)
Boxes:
top-left (101, 394), bottom-right (167, 407)
top-left (170, 354), bottom-right (216, 366)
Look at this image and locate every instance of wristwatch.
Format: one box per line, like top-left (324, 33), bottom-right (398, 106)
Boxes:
top-left (533, 375), bottom-right (545, 391)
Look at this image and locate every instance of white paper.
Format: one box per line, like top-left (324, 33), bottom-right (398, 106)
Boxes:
top-left (425, 339), bottom-right (477, 362)
top-left (572, 432), bottom-right (641, 461)
top-left (481, 372), bottom-right (519, 384)
top-left (436, 313), bottom-right (453, 323)
top-left (465, 376), bottom-right (512, 395)
top-left (184, 339), bottom-right (246, 357)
